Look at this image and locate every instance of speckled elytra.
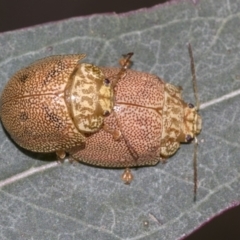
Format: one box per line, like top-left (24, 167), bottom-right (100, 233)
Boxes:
top-left (0, 46), bottom-right (201, 198)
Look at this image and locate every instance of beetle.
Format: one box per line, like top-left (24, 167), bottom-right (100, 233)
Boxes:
top-left (0, 54), bottom-right (117, 159)
top-left (69, 50), bottom-right (202, 186)
top-left (0, 47), bottom-right (202, 198)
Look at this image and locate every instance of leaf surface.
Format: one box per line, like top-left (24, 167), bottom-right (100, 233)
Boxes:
top-left (0, 0), bottom-right (240, 239)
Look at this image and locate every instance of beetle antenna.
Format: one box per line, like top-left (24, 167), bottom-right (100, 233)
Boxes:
top-left (193, 137), bottom-right (198, 202)
top-left (188, 43), bottom-right (199, 202)
top-left (188, 44), bottom-right (199, 110)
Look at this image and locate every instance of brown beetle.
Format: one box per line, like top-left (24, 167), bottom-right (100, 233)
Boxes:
top-left (0, 47), bottom-right (201, 198)
top-left (0, 55), bottom-right (116, 158)
top-left (69, 51), bottom-right (202, 185)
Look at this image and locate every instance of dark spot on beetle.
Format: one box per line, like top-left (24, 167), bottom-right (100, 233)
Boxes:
top-left (19, 112), bottom-right (28, 122)
top-left (186, 134), bottom-right (193, 142)
top-left (57, 60), bottom-right (66, 71)
top-left (43, 60), bottom-right (67, 85)
top-left (19, 74), bottom-right (28, 83)
top-left (43, 69), bottom-right (59, 85)
top-left (42, 105), bottom-right (64, 129)
top-left (188, 103), bottom-right (194, 108)
top-left (103, 110), bottom-right (110, 116)
top-left (104, 78), bottom-right (110, 85)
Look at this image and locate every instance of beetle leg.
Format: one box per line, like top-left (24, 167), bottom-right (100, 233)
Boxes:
top-left (111, 53), bottom-right (134, 87)
top-left (119, 53), bottom-right (133, 69)
top-left (121, 168), bottom-right (133, 184)
top-left (56, 150), bottom-right (66, 162)
top-left (103, 124), bottom-right (122, 141)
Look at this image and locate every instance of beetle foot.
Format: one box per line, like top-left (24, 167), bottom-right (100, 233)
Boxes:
top-left (56, 150), bottom-right (67, 163)
top-left (103, 125), bottom-right (122, 141)
top-left (112, 130), bottom-right (122, 141)
top-left (121, 168), bottom-right (133, 184)
top-left (119, 53), bottom-right (133, 69)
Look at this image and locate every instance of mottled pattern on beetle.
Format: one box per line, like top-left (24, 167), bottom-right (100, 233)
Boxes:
top-left (66, 63), bottom-right (113, 133)
top-left (160, 83), bottom-right (184, 157)
top-left (70, 108), bottom-right (161, 167)
top-left (0, 55), bottom-right (87, 152)
top-left (1, 55), bottom-right (85, 102)
top-left (70, 68), bottom-right (165, 167)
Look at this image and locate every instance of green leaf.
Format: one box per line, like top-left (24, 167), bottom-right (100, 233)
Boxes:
top-left (1, 0), bottom-right (240, 239)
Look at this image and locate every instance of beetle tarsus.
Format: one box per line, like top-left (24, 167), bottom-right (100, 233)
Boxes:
top-left (121, 168), bottom-right (133, 184)
top-left (103, 124), bottom-right (122, 141)
top-left (119, 52), bottom-right (134, 69)
top-left (56, 150), bottom-right (66, 162)
top-left (111, 52), bottom-right (134, 87)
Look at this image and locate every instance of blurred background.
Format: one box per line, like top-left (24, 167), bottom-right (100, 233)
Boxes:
top-left (1, 0), bottom-right (240, 239)
top-left (1, 0), bottom-right (165, 32)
